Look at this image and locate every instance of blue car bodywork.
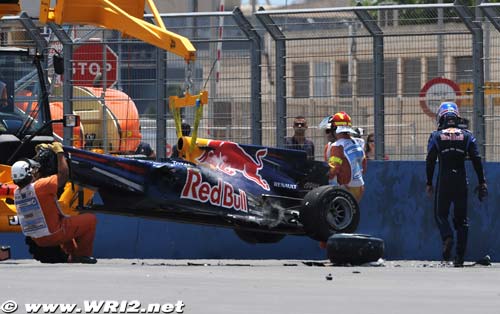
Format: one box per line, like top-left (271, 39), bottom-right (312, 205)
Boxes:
top-left (65, 140), bottom-right (331, 239)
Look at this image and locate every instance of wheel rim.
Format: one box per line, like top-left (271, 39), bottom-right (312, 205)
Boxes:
top-left (325, 195), bottom-right (354, 230)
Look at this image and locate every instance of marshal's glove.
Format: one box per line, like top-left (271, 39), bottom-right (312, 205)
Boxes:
top-left (475, 183), bottom-right (488, 202)
top-left (51, 142), bottom-right (64, 154)
top-left (35, 143), bottom-right (52, 153)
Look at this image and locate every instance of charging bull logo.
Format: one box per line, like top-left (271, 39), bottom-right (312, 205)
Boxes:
top-left (196, 141), bottom-right (270, 191)
top-left (181, 169), bottom-right (248, 212)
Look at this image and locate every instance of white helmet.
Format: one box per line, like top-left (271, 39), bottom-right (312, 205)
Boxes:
top-left (11, 159), bottom-right (40, 186)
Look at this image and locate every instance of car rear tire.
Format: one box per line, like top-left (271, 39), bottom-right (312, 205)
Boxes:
top-left (234, 229), bottom-right (286, 244)
top-left (327, 233), bottom-right (384, 265)
top-left (300, 185), bottom-right (360, 241)
top-left (25, 236), bottom-right (68, 263)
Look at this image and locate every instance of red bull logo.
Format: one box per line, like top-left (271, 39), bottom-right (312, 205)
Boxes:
top-left (440, 128), bottom-right (464, 141)
top-left (181, 169), bottom-right (248, 212)
top-left (196, 140), bottom-right (270, 191)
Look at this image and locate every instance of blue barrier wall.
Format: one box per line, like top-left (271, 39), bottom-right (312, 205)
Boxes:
top-left (359, 161), bottom-right (499, 261)
top-left (3, 160), bottom-right (499, 261)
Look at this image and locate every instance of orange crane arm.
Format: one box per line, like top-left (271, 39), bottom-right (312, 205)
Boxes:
top-left (39, 0), bottom-right (196, 62)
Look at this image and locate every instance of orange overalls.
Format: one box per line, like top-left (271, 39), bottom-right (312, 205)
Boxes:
top-left (28, 175), bottom-right (97, 257)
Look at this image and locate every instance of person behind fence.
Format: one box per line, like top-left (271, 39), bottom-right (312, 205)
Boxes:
top-left (321, 111), bottom-right (367, 203)
top-left (364, 133), bottom-right (389, 160)
top-left (0, 80), bottom-right (8, 109)
top-left (135, 141), bottom-right (156, 159)
top-left (365, 133), bottom-right (376, 160)
top-left (11, 142), bottom-right (98, 264)
top-left (285, 116), bottom-right (315, 160)
top-left (426, 102), bottom-right (487, 267)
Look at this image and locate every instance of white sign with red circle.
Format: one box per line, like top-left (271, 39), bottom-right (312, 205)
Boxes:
top-left (72, 43), bottom-right (118, 88)
top-left (419, 77), bottom-right (461, 118)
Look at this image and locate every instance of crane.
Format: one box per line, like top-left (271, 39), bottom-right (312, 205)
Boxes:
top-left (39, 0), bottom-right (196, 62)
top-left (2, 0), bottom-right (196, 62)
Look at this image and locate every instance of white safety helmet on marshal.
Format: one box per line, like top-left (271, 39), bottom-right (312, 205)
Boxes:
top-left (11, 159), bottom-right (40, 186)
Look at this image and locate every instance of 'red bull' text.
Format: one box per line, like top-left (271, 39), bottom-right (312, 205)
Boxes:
top-left (181, 169), bottom-right (248, 212)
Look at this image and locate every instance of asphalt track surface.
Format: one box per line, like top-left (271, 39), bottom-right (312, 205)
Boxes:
top-left (1, 259), bottom-right (499, 314)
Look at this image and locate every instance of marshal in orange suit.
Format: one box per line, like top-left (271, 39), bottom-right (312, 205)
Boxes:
top-left (12, 142), bottom-right (97, 264)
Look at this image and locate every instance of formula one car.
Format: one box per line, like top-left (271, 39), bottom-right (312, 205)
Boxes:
top-left (66, 135), bottom-right (361, 244)
top-left (0, 29), bottom-right (360, 261)
top-left (4, 125), bottom-right (360, 261)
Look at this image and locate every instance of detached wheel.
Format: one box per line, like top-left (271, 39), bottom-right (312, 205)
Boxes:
top-left (234, 229), bottom-right (286, 244)
top-left (25, 237), bottom-right (68, 263)
top-left (327, 233), bottom-right (384, 265)
top-left (300, 186), bottom-right (360, 241)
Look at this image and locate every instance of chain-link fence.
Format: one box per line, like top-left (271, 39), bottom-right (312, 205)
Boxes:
top-left (1, 3), bottom-right (499, 161)
top-left (256, 3), bottom-right (493, 161)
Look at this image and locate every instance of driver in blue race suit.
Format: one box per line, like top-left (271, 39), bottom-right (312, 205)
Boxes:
top-left (426, 102), bottom-right (487, 267)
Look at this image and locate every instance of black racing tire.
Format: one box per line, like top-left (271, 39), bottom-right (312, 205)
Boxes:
top-left (25, 237), bottom-right (68, 263)
top-left (299, 185), bottom-right (360, 241)
top-left (234, 229), bottom-right (286, 244)
top-left (327, 233), bottom-right (384, 265)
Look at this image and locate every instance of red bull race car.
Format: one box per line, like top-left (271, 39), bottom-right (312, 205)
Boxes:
top-left (0, 4), bottom-right (362, 261)
top-left (66, 135), bottom-right (361, 244)
top-left (0, 47), bottom-right (360, 261)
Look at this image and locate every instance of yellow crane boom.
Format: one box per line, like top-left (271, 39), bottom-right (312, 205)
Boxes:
top-left (39, 0), bottom-right (196, 62)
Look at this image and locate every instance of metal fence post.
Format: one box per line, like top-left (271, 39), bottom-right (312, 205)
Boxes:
top-left (256, 9), bottom-right (287, 148)
top-left (455, 0), bottom-right (486, 158)
top-left (101, 40), bottom-right (109, 153)
top-left (355, 8), bottom-right (385, 160)
top-left (233, 7), bottom-right (262, 145)
top-left (479, 3), bottom-right (500, 160)
top-left (19, 12), bottom-right (47, 52)
top-left (156, 48), bottom-right (166, 160)
top-left (275, 39), bottom-right (286, 148)
top-left (19, 13), bottom-right (50, 122)
top-left (48, 23), bottom-right (74, 147)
